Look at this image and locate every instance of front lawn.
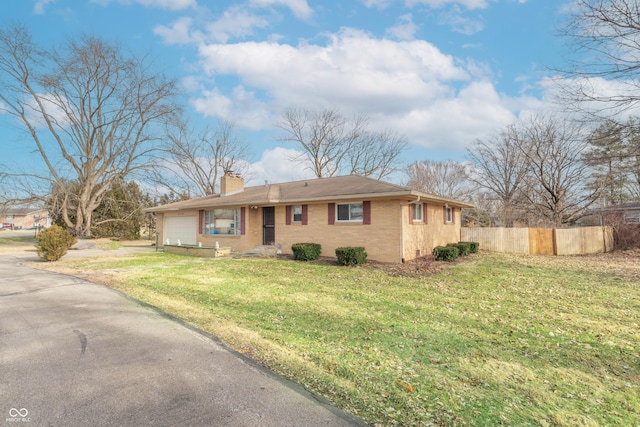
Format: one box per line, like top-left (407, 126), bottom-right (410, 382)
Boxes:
top-left (32, 252), bottom-right (640, 426)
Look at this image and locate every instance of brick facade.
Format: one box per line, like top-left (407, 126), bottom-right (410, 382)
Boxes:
top-left (157, 199), bottom-right (462, 263)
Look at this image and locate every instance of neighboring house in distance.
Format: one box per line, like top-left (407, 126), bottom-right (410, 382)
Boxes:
top-left (147, 174), bottom-right (474, 263)
top-left (589, 201), bottom-right (640, 249)
top-left (1, 207), bottom-right (50, 230)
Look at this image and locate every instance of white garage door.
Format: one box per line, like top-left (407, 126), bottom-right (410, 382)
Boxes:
top-left (164, 216), bottom-right (197, 246)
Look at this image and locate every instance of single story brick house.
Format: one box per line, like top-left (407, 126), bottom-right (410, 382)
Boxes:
top-left (147, 174), bottom-right (474, 263)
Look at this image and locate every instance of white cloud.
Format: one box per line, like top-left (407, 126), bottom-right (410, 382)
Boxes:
top-left (438, 6), bottom-right (484, 34)
top-left (406, 0), bottom-right (488, 10)
top-left (155, 7), bottom-right (272, 45)
top-left (198, 28), bottom-right (468, 111)
top-left (191, 88), bottom-right (234, 119)
top-left (362, 0), bottom-right (394, 9)
top-left (188, 27), bottom-right (538, 152)
top-left (385, 14), bottom-right (419, 40)
top-left (247, 147), bottom-right (315, 185)
top-left (154, 17), bottom-right (201, 45)
top-left (89, 0), bottom-right (196, 10)
top-left (539, 75), bottom-right (640, 122)
top-left (249, 0), bottom-right (313, 20)
top-left (205, 6), bottom-right (271, 43)
top-left (190, 86), bottom-right (273, 130)
top-left (33, 0), bottom-right (56, 15)
top-left (137, 0), bottom-right (196, 9)
top-left (363, 0), bottom-right (489, 9)
top-left (374, 81), bottom-right (518, 151)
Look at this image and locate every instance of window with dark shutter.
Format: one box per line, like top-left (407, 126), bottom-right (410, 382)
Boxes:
top-left (240, 207), bottom-right (246, 235)
top-left (328, 203), bottom-right (335, 224)
top-left (286, 205), bottom-right (292, 225)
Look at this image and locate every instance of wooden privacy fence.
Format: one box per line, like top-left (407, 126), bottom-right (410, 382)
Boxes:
top-left (461, 226), bottom-right (614, 255)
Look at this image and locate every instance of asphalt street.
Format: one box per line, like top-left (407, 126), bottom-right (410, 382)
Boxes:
top-left (0, 250), bottom-right (367, 426)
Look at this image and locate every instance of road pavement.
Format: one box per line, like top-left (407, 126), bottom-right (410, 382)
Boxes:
top-left (0, 250), bottom-right (367, 426)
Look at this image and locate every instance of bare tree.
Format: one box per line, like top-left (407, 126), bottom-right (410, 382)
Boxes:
top-left (558, 0), bottom-right (640, 118)
top-left (155, 119), bottom-right (251, 197)
top-left (277, 108), bottom-right (407, 179)
top-left (518, 114), bottom-right (601, 226)
top-left (466, 124), bottom-right (529, 227)
top-left (405, 159), bottom-right (473, 201)
top-left (0, 24), bottom-right (179, 237)
top-left (346, 128), bottom-right (407, 180)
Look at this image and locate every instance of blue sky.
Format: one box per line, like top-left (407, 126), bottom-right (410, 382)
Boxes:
top-left (2, 0), bottom-right (572, 186)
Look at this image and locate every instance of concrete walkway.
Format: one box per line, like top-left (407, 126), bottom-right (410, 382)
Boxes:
top-left (0, 250), bottom-right (367, 426)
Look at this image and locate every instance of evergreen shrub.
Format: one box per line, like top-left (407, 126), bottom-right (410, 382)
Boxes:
top-left (460, 241), bottom-right (480, 253)
top-left (433, 245), bottom-right (459, 261)
top-left (36, 225), bottom-right (77, 262)
top-left (335, 247), bottom-right (368, 265)
top-left (291, 243), bottom-right (322, 261)
top-left (448, 242), bottom-right (472, 256)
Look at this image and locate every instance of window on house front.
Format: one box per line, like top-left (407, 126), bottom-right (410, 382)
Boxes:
top-left (292, 205), bottom-right (303, 223)
top-left (337, 202), bottom-right (363, 222)
top-left (445, 206), bottom-right (453, 223)
top-left (412, 203), bottom-right (424, 222)
top-left (204, 209), bottom-right (241, 235)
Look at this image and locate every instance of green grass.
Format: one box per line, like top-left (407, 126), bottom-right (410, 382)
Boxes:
top-left (35, 253), bottom-right (640, 426)
top-left (0, 235), bottom-right (37, 244)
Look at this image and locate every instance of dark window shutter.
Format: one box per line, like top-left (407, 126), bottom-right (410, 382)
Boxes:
top-left (302, 205), bottom-right (308, 225)
top-left (328, 203), bottom-right (335, 225)
top-left (452, 207), bottom-right (456, 224)
top-left (363, 201), bottom-right (371, 225)
top-left (286, 205), bottom-right (292, 225)
top-left (199, 210), bottom-right (204, 234)
top-left (409, 204), bottom-right (414, 225)
top-left (240, 207), bottom-right (246, 235)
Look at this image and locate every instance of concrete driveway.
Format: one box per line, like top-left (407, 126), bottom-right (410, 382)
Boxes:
top-left (0, 252), bottom-right (367, 426)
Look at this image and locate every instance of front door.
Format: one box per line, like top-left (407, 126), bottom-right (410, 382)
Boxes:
top-left (262, 207), bottom-right (275, 245)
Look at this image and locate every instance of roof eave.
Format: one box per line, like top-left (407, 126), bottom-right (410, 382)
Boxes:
top-left (146, 190), bottom-right (474, 211)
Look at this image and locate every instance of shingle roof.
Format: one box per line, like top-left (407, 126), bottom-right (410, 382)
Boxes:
top-left (1, 207), bottom-right (46, 216)
top-left (147, 175), bottom-right (474, 212)
top-left (597, 201), bottom-right (640, 211)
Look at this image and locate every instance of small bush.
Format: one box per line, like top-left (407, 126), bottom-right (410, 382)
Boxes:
top-left (291, 242), bottom-right (322, 261)
top-left (460, 241), bottom-right (480, 253)
top-left (448, 242), bottom-right (472, 256)
top-left (36, 225), bottom-right (77, 262)
top-left (335, 247), bottom-right (368, 266)
top-left (433, 245), bottom-right (459, 261)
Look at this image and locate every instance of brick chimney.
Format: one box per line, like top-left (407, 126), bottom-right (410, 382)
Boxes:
top-left (220, 172), bottom-right (244, 196)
